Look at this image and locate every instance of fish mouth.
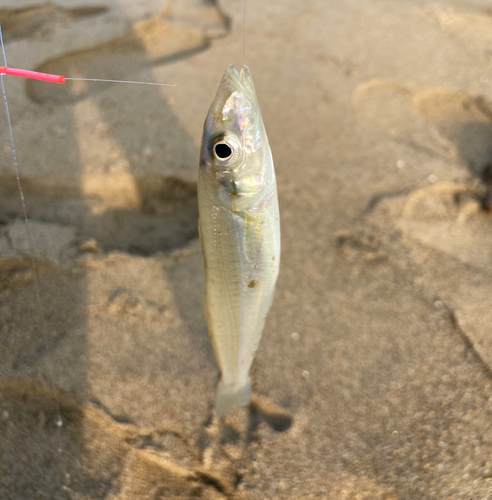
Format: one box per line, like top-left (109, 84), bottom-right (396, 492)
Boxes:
top-left (203, 64), bottom-right (258, 142)
top-left (221, 64), bottom-right (255, 95)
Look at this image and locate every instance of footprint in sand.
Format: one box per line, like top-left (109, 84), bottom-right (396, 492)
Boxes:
top-left (26, 1), bottom-right (230, 104)
top-left (398, 183), bottom-right (492, 268)
top-left (353, 79), bottom-right (456, 159)
top-left (0, 379), bottom-right (228, 499)
top-left (427, 5), bottom-right (492, 55)
top-left (197, 395), bottom-right (294, 496)
top-left (354, 79), bottom-right (492, 176)
top-left (0, 174), bottom-right (199, 259)
top-left (0, 1), bottom-right (232, 256)
top-left (0, 3), bottom-right (108, 43)
top-left (415, 89), bottom-right (492, 178)
top-left (355, 79), bottom-right (492, 268)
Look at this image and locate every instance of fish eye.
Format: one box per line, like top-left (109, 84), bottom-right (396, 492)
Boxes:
top-left (214, 143), bottom-right (232, 160)
top-left (210, 133), bottom-right (241, 165)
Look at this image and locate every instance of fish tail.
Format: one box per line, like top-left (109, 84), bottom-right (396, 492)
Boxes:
top-left (215, 378), bottom-right (252, 418)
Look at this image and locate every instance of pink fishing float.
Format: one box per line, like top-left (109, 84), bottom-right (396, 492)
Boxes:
top-left (0, 66), bottom-right (66, 84)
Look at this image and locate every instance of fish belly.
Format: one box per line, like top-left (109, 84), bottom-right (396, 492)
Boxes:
top-left (198, 183), bottom-right (280, 400)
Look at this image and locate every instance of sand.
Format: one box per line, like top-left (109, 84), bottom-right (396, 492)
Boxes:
top-left (1, 0), bottom-right (492, 498)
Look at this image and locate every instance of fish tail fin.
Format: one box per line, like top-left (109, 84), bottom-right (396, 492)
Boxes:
top-left (215, 378), bottom-right (252, 418)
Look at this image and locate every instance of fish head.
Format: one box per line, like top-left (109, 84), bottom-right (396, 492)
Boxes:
top-left (200, 65), bottom-right (274, 211)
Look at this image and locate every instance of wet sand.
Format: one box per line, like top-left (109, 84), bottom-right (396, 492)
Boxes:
top-left (1, 0), bottom-right (492, 498)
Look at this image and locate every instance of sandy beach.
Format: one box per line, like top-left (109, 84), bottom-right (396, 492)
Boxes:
top-left (1, 0), bottom-right (492, 498)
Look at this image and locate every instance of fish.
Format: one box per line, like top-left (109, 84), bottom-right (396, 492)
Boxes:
top-left (198, 64), bottom-right (280, 418)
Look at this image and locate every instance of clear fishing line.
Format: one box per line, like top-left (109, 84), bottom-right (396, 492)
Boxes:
top-left (243, 0), bottom-right (247, 66)
top-left (0, 25), bottom-right (62, 431)
top-left (65, 77), bottom-right (176, 86)
top-left (0, 27), bottom-right (49, 346)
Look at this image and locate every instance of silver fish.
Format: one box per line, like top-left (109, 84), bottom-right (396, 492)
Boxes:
top-left (198, 65), bottom-right (280, 417)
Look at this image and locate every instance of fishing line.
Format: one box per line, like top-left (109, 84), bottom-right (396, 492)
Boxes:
top-left (0, 26), bottom-right (58, 428)
top-left (0, 27), bottom-right (49, 349)
top-left (65, 77), bottom-right (176, 86)
top-left (0, 67), bottom-right (176, 87)
top-left (242, 0), bottom-right (247, 66)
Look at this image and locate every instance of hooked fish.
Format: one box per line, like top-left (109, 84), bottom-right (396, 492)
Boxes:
top-left (198, 64), bottom-right (280, 418)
